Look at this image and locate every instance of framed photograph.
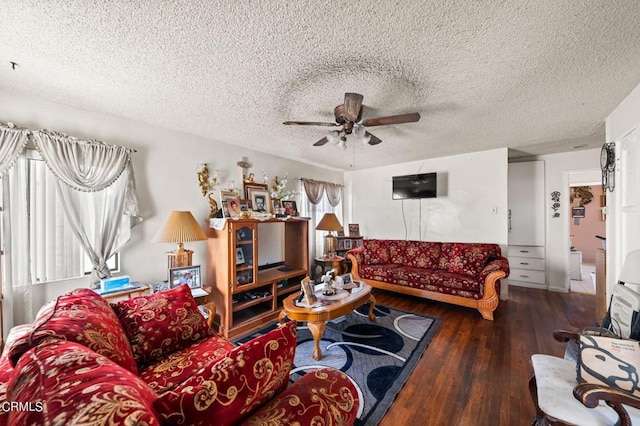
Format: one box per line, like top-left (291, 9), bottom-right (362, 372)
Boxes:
top-left (344, 239), bottom-right (353, 250)
top-left (221, 200), bottom-right (230, 218)
top-left (301, 276), bottom-right (317, 305)
top-left (571, 207), bottom-right (585, 218)
top-left (282, 200), bottom-right (298, 216)
top-left (248, 188), bottom-right (270, 213)
top-left (220, 190), bottom-right (239, 201)
top-left (348, 224), bottom-right (360, 236)
top-left (240, 203), bottom-right (250, 212)
top-left (340, 273), bottom-right (354, 285)
top-left (337, 230), bottom-right (345, 237)
top-left (236, 247), bottom-right (245, 265)
top-left (271, 198), bottom-right (282, 214)
top-left (226, 197), bottom-right (241, 217)
top-left (151, 281), bottom-right (171, 294)
top-left (168, 265), bottom-right (202, 289)
top-left (243, 182), bottom-right (268, 200)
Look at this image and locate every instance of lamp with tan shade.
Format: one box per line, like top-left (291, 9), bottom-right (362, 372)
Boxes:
top-left (152, 211), bottom-right (208, 268)
top-left (316, 213), bottom-right (343, 257)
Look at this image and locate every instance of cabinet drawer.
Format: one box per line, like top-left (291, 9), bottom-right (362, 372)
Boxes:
top-left (508, 245), bottom-right (545, 258)
top-left (508, 256), bottom-right (545, 271)
top-left (509, 268), bottom-right (545, 284)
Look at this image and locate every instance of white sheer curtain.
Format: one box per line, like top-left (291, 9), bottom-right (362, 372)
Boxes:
top-left (33, 130), bottom-right (139, 285)
top-left (300, 180), bottom-right (343, 261)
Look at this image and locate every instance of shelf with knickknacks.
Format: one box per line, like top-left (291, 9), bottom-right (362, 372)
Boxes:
top-left (197, 163), bottom-right (220, 219)
top-left (263, 171), bottom-right (297, 217)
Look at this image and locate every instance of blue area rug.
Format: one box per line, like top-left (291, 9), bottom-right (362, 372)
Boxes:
top-left (236, 303), bottom-right (440, 425)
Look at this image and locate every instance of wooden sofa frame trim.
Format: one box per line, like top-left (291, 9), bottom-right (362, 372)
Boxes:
top-left (348, 253), bottom-right (505, 320)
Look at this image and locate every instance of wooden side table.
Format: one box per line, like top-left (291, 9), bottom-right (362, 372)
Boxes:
top-left (95, 284), bottom-right (149, 301)
top-left (313, 256), bottom-right (346, 280)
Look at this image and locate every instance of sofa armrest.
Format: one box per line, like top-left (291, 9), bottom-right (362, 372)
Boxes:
top-left (553, 329), bottom-right (580, 343)
top-left (347, 246), bottom-right (365, 265)
top-left (347, 247), bottom-right (365, 280)
top-left (574, 382), bottom-right (640, 425)
top-left (479, 257), bottom-right (509, 283)
top-left (240, 367), bottom-right (359, 425)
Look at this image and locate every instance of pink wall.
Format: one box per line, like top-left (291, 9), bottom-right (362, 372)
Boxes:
top-left (570, 185), bottom-right (606, 263)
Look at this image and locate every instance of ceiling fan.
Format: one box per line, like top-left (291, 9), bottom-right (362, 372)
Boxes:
top-left (283, 93), bottom-right (420, 147)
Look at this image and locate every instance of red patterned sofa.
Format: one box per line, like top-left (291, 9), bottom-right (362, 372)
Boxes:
top-left (348, 240), bottom-right (510, 320)
top-left (0, 285), bottom-right (359, 425)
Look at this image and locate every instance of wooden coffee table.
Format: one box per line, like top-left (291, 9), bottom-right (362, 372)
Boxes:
top-left (279, 283), bottom-right (376, 360)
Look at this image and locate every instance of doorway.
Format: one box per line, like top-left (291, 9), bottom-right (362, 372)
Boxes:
top-left (567, 171), bottom-right (605, 294)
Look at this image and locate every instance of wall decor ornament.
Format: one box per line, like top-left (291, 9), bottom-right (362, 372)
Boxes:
top-left (551, 191), bottom-right (561, 218)
top-left (196, 163), bottom-right (219, 219)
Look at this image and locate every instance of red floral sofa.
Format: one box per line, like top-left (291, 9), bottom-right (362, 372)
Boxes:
top-left (0, 285), bottom-right (359, 425)
top-left (348, 240), bottom-right (510, 320)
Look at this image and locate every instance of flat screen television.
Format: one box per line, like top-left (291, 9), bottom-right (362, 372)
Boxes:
top-left (392, 172), bottom-right (437, 199)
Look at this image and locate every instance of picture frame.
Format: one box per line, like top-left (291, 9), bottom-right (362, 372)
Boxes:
top-left (348, 224), bottom-right (360, 236)
top-left (344, 239), bottom-right (353, 250)
top-left (301, 276), bottom-right (317, 305)
top-left (226, 197), bottom-right (242, 217)
top-left (240, 203), bottom-right (250, 212)
top-left (282, 200), bottom-right (298, 216)
top-left (168, 265), bottom-right (202, 289)
top-left (271, 198), bottom-right (282, 214)
top-left (236, 247), bottom-right (245, 265)
top-left (243, 182), bottom-right (268, 200)
top-left (571, 207), bottom-right (585, 218)
top-left (340, 273), bottom-right (354, 285)
top-left (151, 281), bottom-right (171, 294)
top-left (221, 200), bottom-right (230, 218)
top-left (220, 190), bottom-right (239, 201)
top-left (248, 188), bottom-right (271, 213)
top-left (337, 230), bottom-right (345, 237)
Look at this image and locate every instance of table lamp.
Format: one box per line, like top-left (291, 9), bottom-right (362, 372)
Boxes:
top-left (152, 211), bottom-right (208, 268)
top-left (316, 213), bottom-right (343, 257)
top-left (619, 249), bottom-right (640, 285)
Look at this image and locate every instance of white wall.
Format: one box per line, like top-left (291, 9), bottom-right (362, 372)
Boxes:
top-left (0, 89), bottom-right (342, 321)
top-left (606, 81), bottom-right (640, 298)
top-left (529, 149), bottom-right (600, 292)
top-left (344, 148), bottom-right (509, 295)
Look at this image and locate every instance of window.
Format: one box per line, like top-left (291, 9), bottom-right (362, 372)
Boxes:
top-left (1, 152), bottom-right (118, 284)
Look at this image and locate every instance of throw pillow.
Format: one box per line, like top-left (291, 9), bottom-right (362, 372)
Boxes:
top-left (4, 288), bottom-right (137, 374)
top-left (364, 239), bottom-right (390, 265)
top-left (7, 339), bottom-right (159, 425)
top-left (404, 241), bottom-right (441, 269)
top-left (154, 321), bottom-right (297, 426)
top-left (112, 284), bottom-right (212, 366)
top-left (448, 243), bottom-right (495, 277)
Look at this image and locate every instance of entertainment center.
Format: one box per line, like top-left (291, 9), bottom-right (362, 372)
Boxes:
top-left (205, 217), bottom-right (309, 338)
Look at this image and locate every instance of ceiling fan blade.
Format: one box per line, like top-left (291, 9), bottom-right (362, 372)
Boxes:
top-left (365, 132), bottom-right (382, 145)
top-left (343, 93), bottom-right (364, 122)
top-left (313, 136), bottom-right (329, 146)
top-left (361, 112), bottom-right (421, 127)
top-left (283, 121), bottom-right (339, 127)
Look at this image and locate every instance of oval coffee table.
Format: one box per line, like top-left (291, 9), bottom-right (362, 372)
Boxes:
top-left (279, 283), bottom-right (376, 360)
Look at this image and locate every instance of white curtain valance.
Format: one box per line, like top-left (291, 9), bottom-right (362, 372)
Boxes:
top-left (0, 122), bottom-right (30, 177)
top-left (33, 129), bottom-right (132, 191)
top-left (301, 178), bottom-right (343, 206)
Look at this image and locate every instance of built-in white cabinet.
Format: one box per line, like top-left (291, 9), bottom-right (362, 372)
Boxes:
top-left (508, 161), bottom-right (546, 289)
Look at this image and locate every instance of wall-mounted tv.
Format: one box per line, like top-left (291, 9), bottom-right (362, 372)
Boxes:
top-left (392, 172), bottom-right (437, 199)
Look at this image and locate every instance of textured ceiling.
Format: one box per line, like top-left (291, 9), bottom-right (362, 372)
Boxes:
top-left (1, 1), bottom-right (640, 170)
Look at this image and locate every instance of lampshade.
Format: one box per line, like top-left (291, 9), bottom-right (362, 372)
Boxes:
top-left (316, 213), bottom-right (343, 232)
top-left (619, 249), bottom-right (640, 285)
top-left (152, 211), bottom-right (207, 243)
top-left (152, 211), bottom-right (207, 268)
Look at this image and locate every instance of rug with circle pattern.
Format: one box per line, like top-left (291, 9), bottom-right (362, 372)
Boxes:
top-left (236, 303), bottom-right (440, 425)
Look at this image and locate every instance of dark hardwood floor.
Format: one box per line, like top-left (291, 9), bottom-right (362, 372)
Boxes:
top-left (373, 286), bottom-right (595, 426)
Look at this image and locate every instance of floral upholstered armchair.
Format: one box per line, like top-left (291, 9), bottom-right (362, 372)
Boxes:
top-left (0, 285), bottom-right (359, 425)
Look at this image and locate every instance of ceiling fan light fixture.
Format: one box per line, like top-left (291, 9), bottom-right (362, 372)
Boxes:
top-left (326, 130), bottom-right (340, 145)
